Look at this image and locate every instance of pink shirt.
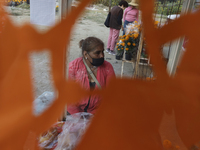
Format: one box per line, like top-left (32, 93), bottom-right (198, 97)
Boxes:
top-left (67, 57), bottom-right (115, 114)
top-left (123, 6), bottom-right (139, 22)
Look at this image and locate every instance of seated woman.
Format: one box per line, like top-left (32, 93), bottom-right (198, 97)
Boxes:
top-left (67, 37), bottom-right (115, 115)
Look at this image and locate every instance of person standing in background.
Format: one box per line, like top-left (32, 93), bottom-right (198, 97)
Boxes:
top-left (106, 0), bottom-right (128, 55)
top-left (123, 0), bottom-right (139, 35)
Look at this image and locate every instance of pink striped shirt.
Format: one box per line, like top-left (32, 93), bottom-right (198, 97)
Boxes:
top-left (123, 6), bottom-right (139, 22)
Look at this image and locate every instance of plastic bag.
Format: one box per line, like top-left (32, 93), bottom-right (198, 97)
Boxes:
top-left (55, 112), bottom-right (93, 150)
top-left (38, 112), bottom-right (93, 150)
top-left (33, 91), bottom-right (55, 116)
top-left (125, 21), bottom-right (139, 35)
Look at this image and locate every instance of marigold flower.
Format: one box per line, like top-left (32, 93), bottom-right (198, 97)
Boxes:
top-left (118, 48), bottom-right (120, 51)
top-left (122, 39), bottom-right (125, 42)
top-left (154, 21), bottom-right (159, 25)
top-left (125, 48), bottom-right (129, 51)
top-left (125, 36), bottom-right (129, 41)
top-left (123, 35), bottom-right (126, 38)
top-left (117, 43), bottom-right (119, 45)
top-left (134, 21), bottom-right (138, 23)
top-left (122, 47), bottom-right (124, 49)
top-left (127, 42), bottom-right (131, 46)
top-left (132, 43), bottom-right (136, 46)
top-left (133, 33), bottom-right (139, 39)
top-left (121, 42), bottom-right (125, 46)
top-left (163, 140), bottom-right (172, 149)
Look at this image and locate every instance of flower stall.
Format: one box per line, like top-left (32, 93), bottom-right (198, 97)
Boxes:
top-left (116, 21), bottom-right (141, 61)
top-left (118, 21), bottom-right (159, 79)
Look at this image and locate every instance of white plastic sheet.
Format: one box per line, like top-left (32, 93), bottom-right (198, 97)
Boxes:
top-left (30, 0), bottom-right (56, 26)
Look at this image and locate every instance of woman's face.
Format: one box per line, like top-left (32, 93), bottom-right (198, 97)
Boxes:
top-left (85, 44), bottom-right (104, 60)
top-left (120, 5), bottom-right (126, 10)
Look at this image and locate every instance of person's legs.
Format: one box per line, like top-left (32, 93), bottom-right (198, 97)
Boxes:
top-left (123, 20), bottom-right (128, 35)
top-left (106, 28), bottom-right (113, 52)
top-left (109, 29), bottom-right (120, 55)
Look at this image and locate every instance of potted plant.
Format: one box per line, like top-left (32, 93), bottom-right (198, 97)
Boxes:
top-left (115, 21), bottom-right (141, 61)
top-left (116, 39), bottom-right (125, 60)
top-left (56, 5), bottom-right (59, 12)
top-left (124, 31), bottom-right (140, 60)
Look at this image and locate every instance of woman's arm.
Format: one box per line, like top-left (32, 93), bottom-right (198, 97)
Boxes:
top-left (123, 8), bottom-right (127, 22)
top-left (68, 61), bottom-right (76, 80)
top-left (136, 9), bottom-right (139, 22)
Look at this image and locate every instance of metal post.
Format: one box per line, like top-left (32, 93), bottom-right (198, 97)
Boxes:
top-left (59, 0), bottom-right (73, 120)
top-left (58, 0), bottom-right (62, 21)
top-left (167, 0), bottom-right (195, 76)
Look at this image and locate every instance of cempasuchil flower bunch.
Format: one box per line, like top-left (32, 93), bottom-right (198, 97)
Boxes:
top-left (116, 21), bottom-right (141, 58)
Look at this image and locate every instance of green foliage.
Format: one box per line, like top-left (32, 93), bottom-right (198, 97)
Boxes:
top-left (155, 0), bottom-right (183, 15)
top-left (92, 0), bottom-right (131, 7)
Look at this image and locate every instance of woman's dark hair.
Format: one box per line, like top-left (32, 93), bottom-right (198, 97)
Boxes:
top-left (118, 0), bottom-right (128, 7)
top-left (79, 37), bottom-right (104, 54)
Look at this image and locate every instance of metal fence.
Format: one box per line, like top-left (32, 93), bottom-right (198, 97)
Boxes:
top-left (132, 0), bottom-right (184, 80)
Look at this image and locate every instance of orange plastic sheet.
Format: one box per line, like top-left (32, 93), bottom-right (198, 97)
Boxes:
top-left (0, 0), bottom-right (200, 149)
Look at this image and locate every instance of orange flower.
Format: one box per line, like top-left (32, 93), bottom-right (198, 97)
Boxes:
top-left (130, 34), bottom-right (134, 38)
top-left (132, 43), bottom-right (136, 46)
top-left (123, 35), bottom-right (126, 38)
top-left (134, 21), bottom-right (138, 24)
top-left (127, 42), bottom-right (131, 46)
top-left (122, 47), bottom-right (124, 49)
top-left (125, 48), bottom-right (129, 51)
top-left (154, 21), bottom-right (159, 25)
top-left (163, 140), bottom-right (172, 149)
top-left (125, 36), bottom-right (129, 41)
top-left (121, 42), bottom-right (125, 46)
top-left (133, 33), bottom-right (139, 39)
top-left (118, 48), bottom-right (120, 51)
top-left (122, 39), bottom-right (125, 42)
top-left (117, 43), bottom-right (119, 45)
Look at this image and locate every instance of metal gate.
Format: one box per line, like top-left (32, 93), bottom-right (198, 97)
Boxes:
top-left (133, 0), bottom-right (197, 79)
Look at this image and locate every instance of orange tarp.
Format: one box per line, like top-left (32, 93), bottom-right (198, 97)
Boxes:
top-left (0, 0), bottom-right (200, 149)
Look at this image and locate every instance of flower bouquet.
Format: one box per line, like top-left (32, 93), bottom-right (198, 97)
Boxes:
top-left (116, 21), bottom-right (141, 60)
top-left (116, 39), bottom-right (125, 60)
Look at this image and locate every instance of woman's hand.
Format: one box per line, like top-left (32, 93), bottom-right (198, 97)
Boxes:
top-left (121, 26), bottom-right (124, 31)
